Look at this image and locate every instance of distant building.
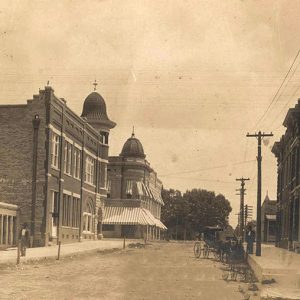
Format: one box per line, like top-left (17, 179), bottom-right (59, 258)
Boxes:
top-left (261, 193), bottom-right (277, 243)
top-left (0, 86), bottom-right (115, 247)
top-left (272, 99), bottom-right (300, 250)
top-left (103, 131), bottom-right (167, 239)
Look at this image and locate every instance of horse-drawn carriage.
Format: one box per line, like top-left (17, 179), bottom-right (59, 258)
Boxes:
top-left (194, 226), bottom-right (255, 282)
top-left (194, 226), bottom-right (238, 261)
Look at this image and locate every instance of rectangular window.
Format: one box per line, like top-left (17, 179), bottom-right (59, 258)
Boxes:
top-left (71, 197), bottom-right (80, 228)
top-left (51, 132), bottom-right (60, 169)
top-left (64, 141), bottom-right (72, 175)
top-left (62, 194), bottom-right (72, 227)
top-left (73, 147), bottom-right (81, 179)
top-left (100, 163), bottom-right (107, 188)
top-left (126, 180), bottom-right (134, 199)
top-left (102, 225), bottom-right (115, 231)
top-left (107, 179), bottom-right (111, 198)
top-left (100, 131), bottom-right (108, 145)
top-left (85, 156), bottom-right (95, 185)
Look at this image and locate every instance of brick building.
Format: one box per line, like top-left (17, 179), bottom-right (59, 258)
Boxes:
top-left (0, 86), bottom-right (115, 247)
top-left (272, 99), bottom-right (300, 250)
top-left (103, 131), bottom-right (167, 239)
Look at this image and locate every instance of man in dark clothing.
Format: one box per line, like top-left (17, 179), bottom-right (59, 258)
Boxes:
top-left (246, 226), bottom-right (255, 254)
top-left (20, 223), bottom-right (29, 257)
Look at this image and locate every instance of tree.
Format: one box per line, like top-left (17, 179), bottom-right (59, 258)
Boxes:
top-left (161, 188), bottom-right (232, 240)
top-left (185, 189), bottom-right (232, 232)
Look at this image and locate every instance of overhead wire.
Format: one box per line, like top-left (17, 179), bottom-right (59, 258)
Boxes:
top-left (252, 49), bottom-right (300, 130)
top-left (159, 159), bottom-right (256, 177)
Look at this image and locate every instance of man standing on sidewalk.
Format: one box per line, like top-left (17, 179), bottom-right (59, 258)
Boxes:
top-left (246, 226), bottom-right (255, 254)
top-left (19, 223), bottom-right (29, 257)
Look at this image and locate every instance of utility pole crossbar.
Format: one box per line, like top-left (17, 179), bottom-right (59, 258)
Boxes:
top-left (246, 131), bottom-right (273, 256)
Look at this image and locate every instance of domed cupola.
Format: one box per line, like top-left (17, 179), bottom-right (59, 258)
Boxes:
top-left (81, 85), bottom-right (116, 131)
top-left (121, 130), bottom-right (146, 159)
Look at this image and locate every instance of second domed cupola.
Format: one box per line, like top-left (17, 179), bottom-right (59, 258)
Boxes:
top-left (121, 131), bottom-right (146, 159)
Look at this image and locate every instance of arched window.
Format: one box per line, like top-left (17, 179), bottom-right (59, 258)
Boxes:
top-left (83, 199), bottom-right (94, 233)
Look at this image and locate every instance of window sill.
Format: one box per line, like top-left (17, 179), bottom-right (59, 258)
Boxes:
top-left (64, 172), bottom-right (73, 177)
top-left (62, 226), bottom-right (79, 229)
top-left (84, 181), bottom-right (96, 188)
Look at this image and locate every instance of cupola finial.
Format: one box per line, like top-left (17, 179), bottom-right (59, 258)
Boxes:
top-left (132, 126), bottom-right (135, 137)
top-left (93, 79), bottom-right (98, 91)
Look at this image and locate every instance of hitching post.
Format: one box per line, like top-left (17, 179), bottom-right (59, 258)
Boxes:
top-left (16, 240), bottom-right (21, 265)
top-left (57, 241), bottom-right (61, 260)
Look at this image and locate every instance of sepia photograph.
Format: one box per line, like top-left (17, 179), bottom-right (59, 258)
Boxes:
top-left (0, 1), bottom-right (300, 299)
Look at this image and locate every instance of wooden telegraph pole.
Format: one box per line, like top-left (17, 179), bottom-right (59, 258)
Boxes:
top-left (236, 177), bottom-right (250, 243)
top-left (246, 131), bottom-right (273, 256)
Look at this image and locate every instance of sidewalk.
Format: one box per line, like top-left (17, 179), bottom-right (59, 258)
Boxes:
top-left (247, 244), bottom-right (300, 299)
top-left (0, 238), bottom-right (137, 266)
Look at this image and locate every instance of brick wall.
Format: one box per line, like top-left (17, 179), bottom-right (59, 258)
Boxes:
top-left (0, 94), bottom-right (47, 246)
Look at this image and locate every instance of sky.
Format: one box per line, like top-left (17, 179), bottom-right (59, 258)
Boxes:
top-left (0, 0), bottom-right (300, 226)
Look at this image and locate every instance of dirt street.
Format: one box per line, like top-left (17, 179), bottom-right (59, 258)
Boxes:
top-left (0, 242), bottom-right (258, 300)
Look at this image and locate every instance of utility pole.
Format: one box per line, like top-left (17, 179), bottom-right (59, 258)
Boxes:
top-left (244, 205), bottom-right (248, 230)
top-left (236, 177), bottom-right (250, 243)
top-left (247, 131), bottom-right (273, 256)
top-left (235, 213), bottom-right (240, 236)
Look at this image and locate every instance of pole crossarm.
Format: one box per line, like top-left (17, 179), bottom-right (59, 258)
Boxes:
top-left (246, 132), bottom-right (274, 138)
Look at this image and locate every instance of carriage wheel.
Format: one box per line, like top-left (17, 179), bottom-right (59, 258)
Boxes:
top-left (194, 242), bottom-right (201, 258)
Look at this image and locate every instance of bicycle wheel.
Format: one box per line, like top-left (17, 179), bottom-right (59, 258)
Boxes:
top-left (194, 242), bottom-right (201, 258)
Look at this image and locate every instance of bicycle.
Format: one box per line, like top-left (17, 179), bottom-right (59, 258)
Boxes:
top-left (194, 241), bottom-right (210, 258)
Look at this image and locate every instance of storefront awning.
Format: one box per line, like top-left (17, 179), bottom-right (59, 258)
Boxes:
top-left (142, 208), bottom-right (167, 230)
top-left (103, 207), bottom-right (148, 225)
top-left (103, 206), bottom-right (167, 230)
top-left (266, 214), bottom-right (276, 221)
top-left (149, 187), bottom-right (164, 205)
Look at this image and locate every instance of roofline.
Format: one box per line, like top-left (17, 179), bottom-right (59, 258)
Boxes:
top-left (0, 104), bottom-right (28, 108)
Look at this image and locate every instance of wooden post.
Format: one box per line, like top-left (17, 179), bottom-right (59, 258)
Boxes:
top-left (57, 241), bottom-right (61, 260)
top-left (123, 236), bottom-right (126, 249)
top-left (247, 131), bottom-right (273, 256)
top-left (16, 240), bottom-right (20, 265)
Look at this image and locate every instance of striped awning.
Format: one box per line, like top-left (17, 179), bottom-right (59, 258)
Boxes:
top-left (142, 208), bottom-right (167, 230)
top-left (103, 207), bottom-right (148, 225)
top-left (103, 206), bottom-right (167, 230)
top-left (149, 187), bottom-right (164, 205)
top-left (155, 218), bottom-right (168, 230)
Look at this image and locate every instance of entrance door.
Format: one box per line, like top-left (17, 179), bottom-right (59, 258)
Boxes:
top-left (51, 192), bottom-right (59, 238)
top-left (121, 225), bottom-right (135, 238)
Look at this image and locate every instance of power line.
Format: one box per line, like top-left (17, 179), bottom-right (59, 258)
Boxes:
top-left (162, 177), bottom-right (234, 184)
top-left (268, 79), bottom-right (300, 128)
top-left (262, 58), bottom-right (300, 129)
top-left (252, 49), bottom-right (300, 129)
top-left (160, 159), bottom-right (256, 177)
